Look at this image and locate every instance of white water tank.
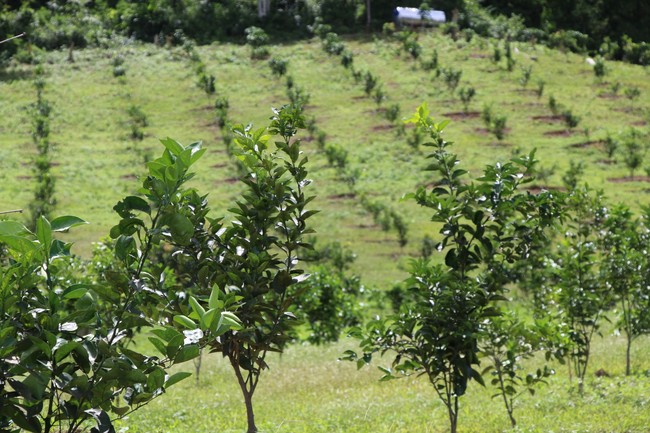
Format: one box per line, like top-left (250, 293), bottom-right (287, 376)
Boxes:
top-left (395, 7), bottom-right (446, 26)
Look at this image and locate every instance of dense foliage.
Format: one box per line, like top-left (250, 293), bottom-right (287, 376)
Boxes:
top-left (2, 0), bottom-right (648, 66)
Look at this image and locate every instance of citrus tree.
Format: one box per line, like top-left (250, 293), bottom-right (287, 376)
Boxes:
top-left (345, 104), bottom-right (562, 433)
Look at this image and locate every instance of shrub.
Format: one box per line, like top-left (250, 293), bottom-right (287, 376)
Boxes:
top-left (491, 115), bottom-right (508, 140)
top-left (269, 57), bottom-right (288, 77)
top-left (244, 26), bottom-right (269, 47)
top-left (341, 50), bottom-right (354, 69)
top-left (421, 49), bottom-right (438, 71)
top-left (536, 79), bottom-right (545, 98)
top-left (604, 133), bottom-right (619, 159)
top-left (251, 46), bottom-right (270, 60)
top-left (593, 56), bottom-right (606, 79)
top-left (197, 73), bottom-right (216, 95)
top-left (519, 65), bottom-right (532, 87)
top-left (625, 86), bottom-right (641, 100)
top-left (548, 95), bottom-right (559, 115)
top-left (561, 109), bottom-right (580, 130)
top-left (373, 86), bottom-right (385, 106)
top-left (458, 86), bottom-right (476, 113)
top-left (363, 70), bottom-right (378, 96)
top-left (385, 103), bottom-right (401, 123)
top-left (323, 32), bottom-right (345, 55)
top-left (325, 143), bottom-right (348, 169)
top-left (441, 67), bottom-right (462, 92)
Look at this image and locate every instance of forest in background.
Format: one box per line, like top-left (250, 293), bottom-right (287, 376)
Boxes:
top-left (1, 0), bottom-right (649, 65)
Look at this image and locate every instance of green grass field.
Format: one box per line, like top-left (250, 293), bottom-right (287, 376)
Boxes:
top-left (2, 28), bottom-right (650, 432)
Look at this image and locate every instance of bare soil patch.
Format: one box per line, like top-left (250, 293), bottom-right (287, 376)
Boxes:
top-left (608, 176), bottom-right (650, 183)
top-left (372, 124), bottom-right (395, 131)
top-left (570, 140), bottom-right (605, 149)
top-left (631, 120), bottom-right (648, 127)
top-left (328, 192), bottom-right (356, 200)
top-left (211, 162), bottom-right (228, 169)
top-left (544, 129), bottom-right (575, 137)
top-left (532, 115), bottom-right (564, 123)
top-left (443, 111), bottom-right (480, 120)
top-left (524, 184), bottom-right (564, 194)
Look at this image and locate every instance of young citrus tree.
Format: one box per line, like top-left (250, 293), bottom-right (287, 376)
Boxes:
top-left (153, 106), bottom-right (316, 433)
top-left (548, 186), bottom-right (611, 394)
top-left (345, 104), bottom-right (562, 433)
top-left (0, 138), bottom-right (238, 433)
top-left (601, 205), bottom-right (650, 375)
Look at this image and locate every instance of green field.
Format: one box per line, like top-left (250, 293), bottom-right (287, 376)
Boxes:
top-left (2, 28), bottom-right (650, 432)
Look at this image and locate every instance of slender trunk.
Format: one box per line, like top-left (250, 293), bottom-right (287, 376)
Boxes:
top-left (230, 355), bottom-right (258, 433)
top-left (194, 348), bottom-right (203, 385)
top-left (366, 0), bottom-right (371, 29)
top-left (495, 361), bottom-right (517, 427)
top-left (449, 396), bottom-right (458, 433)
top-left (626, 331), bottom-right (632, 376)
top-left (243, 389), bottom-right (257, 433)
top-left (623, 296), bottom-right (632, 376)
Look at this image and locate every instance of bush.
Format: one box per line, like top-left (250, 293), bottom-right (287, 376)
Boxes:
top-left (251, 46), bottom-right (270, 60)
top-left (325, 143), bottom-right (348, 169)
top-left (323, 32), bottom-right (345, 55)
top-left (441, 67), bottom-right (462, 91)
top-left (245, 26), bottom-right (269, 47)
top-left (593, 56), bottom-right (606, 79)
top-left (341, 50), bottom-right (354, 68)
top-left (269, 57), bottom-right (288, 77)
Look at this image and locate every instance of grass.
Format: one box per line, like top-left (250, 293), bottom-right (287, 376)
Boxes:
top-left (1, 29), bottom-right (650, 432)
top-left (115, 333), bottom-right (650, 433)
top-left (1, 32), bottom-right (649, 286)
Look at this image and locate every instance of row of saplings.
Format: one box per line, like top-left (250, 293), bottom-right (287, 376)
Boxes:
top-left (1, 104), bottom-right (649, 433)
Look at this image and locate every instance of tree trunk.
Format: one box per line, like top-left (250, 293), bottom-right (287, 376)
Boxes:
top-left (366, 0), bottom-right (372, 29)
top-left (448, 396), bottom-right (458, 433)
top-left (244, 390), bottom-right (257, 433)
top-left (626, 332), bottom-right (632, 376)
top-left (230, 355), bottom-right (258, 433)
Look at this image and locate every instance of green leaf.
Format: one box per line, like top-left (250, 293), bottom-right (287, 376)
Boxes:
top-left (0, 235), bottom-right (38, 253)
top-left (114, 196), bottom-right (151, 217)
top-left (165, 371), bottom-right (192, 388)
top-left (36, 216), bottom-right (52, 253)
top-left (160, 137), bottom-right (184, 156)
top-left (148, 337), bottom-right (167, 357)
top-left (125, 369), bottom-right (148, 383)
top-left (147, 367), bottom-right (165, 392)
top-left (215, 311), bottom-right (242, 335)
top-left (115, 235), bottom-right (135, 261)
top-left (188, 296), bottom-right (206, 322)
top-left (271, 270), bottom-right (293, 294)
top-left (161, 213), bottom-right (194, 246)
top-left (50, 215), bottom-right (88, 232)
top-left (62, 284), bottom-right (90, 300)
top-left (174, 344), bottom-right (200, 363)
top-left (50, 239), bottom-right (71, 259)
top-left (0, 220), bottom-right (31, 236)
top-left (208, 285), bottom-right (222, 310)
top-left (173, 315), bottom-right (196, 329)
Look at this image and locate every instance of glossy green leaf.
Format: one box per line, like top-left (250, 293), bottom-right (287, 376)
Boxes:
top-left (160, 137), bottom-right (184, 156)
top-left (50, 215), bottom-right (88, 232)
top-left (165, 371), bottom-right (192, 388)
top-left (161, 213), bottom-right (194, 245)
top-left (174, 344), bottom-right (199, 363)
top-left (173, 315), bottom-right (196, 329)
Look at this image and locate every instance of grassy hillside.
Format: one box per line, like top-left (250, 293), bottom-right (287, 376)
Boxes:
top-left (2, 30), bottom-right (649, 287)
